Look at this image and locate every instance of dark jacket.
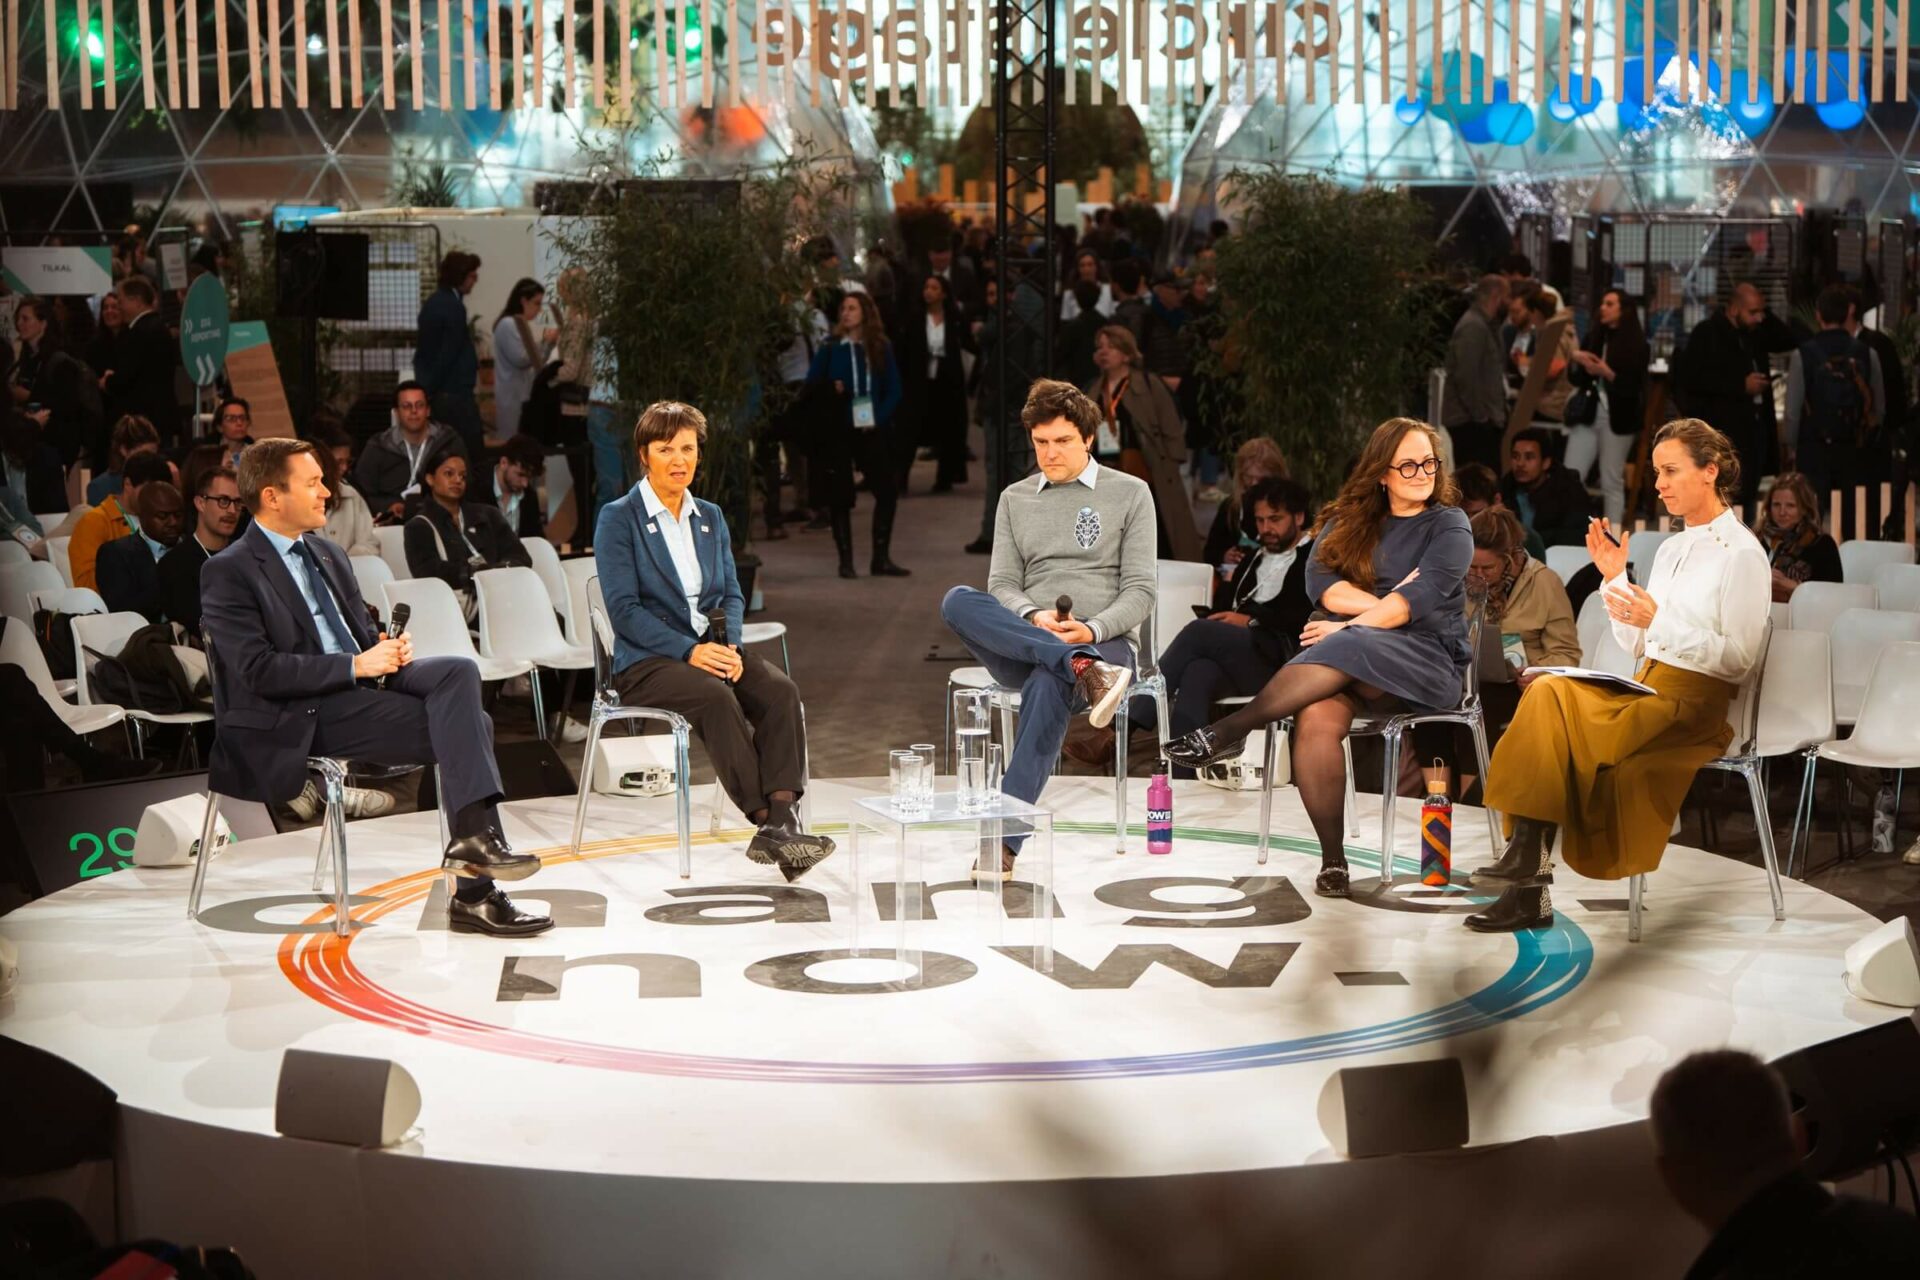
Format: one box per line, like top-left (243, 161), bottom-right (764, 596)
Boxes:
top-left (1678, 308), bottom-right (1797, 449)
top-left (2, 443), bottom-right (68, 517)
top-left (1683, 1169), bottom-right (1920, 1280)
top-left (352, 421), bottom-right (466, 515)
top-left (1140, 298), bottom-right (1191, 381)
top-left (158, 535), bottom-right (219, 636)
top-left (95, 535), bottom-right (167, 622)
top-left (198, 524), bottom-right (378, 804)
top-left (896, 305), bottom-right (976, 422)
top-left (1574, 321), bottom-right (1649, 437)
top-left (402, 498), bottom-right (531, 594)
top-left (1500, 466), bottom-right (1593, 548)
top-left (1056, 308), bottom-right (1106, 391)
top-left (414, 287), bottom-right (478, 401)
top-left (14, 338), bottom-right (97, 467)
top-left (1856, 323), bottom-right (1909, 446)
top-left (102, 310), bottom-right (181, 443)
top-left (1226, 537), bottom-right (1315, 665)
top-left (471, 458), bottom-right (546, 538)
top-left (805, 338), bottom-right (903, 433)
top-left (592, 485), bottom-right (745, 671)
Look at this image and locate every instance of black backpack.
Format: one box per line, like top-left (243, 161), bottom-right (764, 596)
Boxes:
top-left (31, 608), bottom-right (90, 681)
top-left (83, 623), bottom-right (209, 714)
top-left (1801, 338), bottom-right (1876, 448)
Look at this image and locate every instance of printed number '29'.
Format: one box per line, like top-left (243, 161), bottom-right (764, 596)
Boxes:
top-left (74, 827), bottom-right (137, 878)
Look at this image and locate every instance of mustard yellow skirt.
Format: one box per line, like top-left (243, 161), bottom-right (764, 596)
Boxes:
top-left (1482, 661), bottom-right (1735, 881)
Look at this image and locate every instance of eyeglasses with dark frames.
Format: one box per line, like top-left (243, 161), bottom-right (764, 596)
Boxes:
top-left (1389, 457), bottom-right (1441, 480)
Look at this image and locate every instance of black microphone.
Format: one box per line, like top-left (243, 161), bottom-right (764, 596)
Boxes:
top-left (706, 609), bottom-right (737, 683)
top-left (379, 603), bottom-right (411, 690)
top-left (1056, 594), bottom-right (1073, 622)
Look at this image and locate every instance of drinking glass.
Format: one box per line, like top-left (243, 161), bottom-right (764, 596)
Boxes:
top-left (889, 750), bottom-right (919, 813)
top-left (910, 743), bottom-right (937, 807)
top-left (955, 691), bottom-right (992, 811)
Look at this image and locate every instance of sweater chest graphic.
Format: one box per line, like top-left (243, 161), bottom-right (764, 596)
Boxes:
top-left (1073, 506), bottom-right (1102, 549)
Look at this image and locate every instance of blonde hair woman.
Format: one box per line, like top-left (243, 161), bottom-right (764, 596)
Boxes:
top-left (1088, 324), bottom-right (1200, 560)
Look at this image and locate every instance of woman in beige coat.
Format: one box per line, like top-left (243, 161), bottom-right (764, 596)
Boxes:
top-left (1087, 325), bottom-right (1201, 561)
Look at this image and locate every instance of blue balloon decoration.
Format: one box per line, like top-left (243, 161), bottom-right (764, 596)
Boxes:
top-left (1817, 95), bottom-right (1867, 129)
top-left (1485, 101), bottom-right (1535, 145)
top-left (1548, 73), bottom-right (1604, 122)
top-left (1785, 48), bottom-right (1864, 109)
top-left (1458, 107), bottom-right (1496, 144)
top-left (1420, 51), bottom-right (1493, 125)
top-left (1725, 70), bottom-right (1776, 137)
top-left (1394, 94), bottom-right (1427, 125)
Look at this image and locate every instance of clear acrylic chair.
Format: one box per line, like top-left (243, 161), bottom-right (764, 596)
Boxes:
top-left (568, 577), bottom-right (694, 877)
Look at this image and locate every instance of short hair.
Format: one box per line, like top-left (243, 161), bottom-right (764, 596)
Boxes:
top-left (123, 452), bottom-right (173, 489)
top-left (194, 464), bottom-right (239, 498)
top-left (1244, 476), bottom-right (1311, 519)
top-left (1510, 427), bottom-right (1554, 458)
top-left (393, 379), bottom-right (430, 409)
top-left (117, 275), bottom-right (157, 307)
top-left (1454, 462), bottom-right (1500, 507)
top-left (15, 296), bottom-right (53, 328)
top-left (236, 437), bottom-right (321, 511)
top-left (1072, 280), bottom-right (1102, 312)
top-left (109, 414), bottom-right (160, 460)
top-left (1523, 290), bottom-right (1557, 319)
top-left (1473, 274), bottom-right (1509, 308)
top-left (1470, 505), bottom-right (1528, 556)
top-left (633, 401), bottom-right (708, 455)
top-left (136, 480), bottom-right (184, 521)
top-left (1814, 283), bottom-right (1853, 327)
top-left (1111, 259), bottom-right (1144, 294)
top-left (1020, 379), bottom-right (1102, 442)
top-left (1095, 324), bottom-right (1143, 367)
top-left (216, 395), bottom-right (252, 422)
top-left (1648, 1050), bottom-right (1797, 1182)
top-left (497, 434), bottom-right (548, 476)
top-left (436, 250), bottom-right (481, 291)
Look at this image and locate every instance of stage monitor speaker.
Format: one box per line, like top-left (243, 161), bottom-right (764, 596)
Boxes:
top-left (275, 1049), bottom-right (421, 1148)
top-left (1773, 1019), bottom-right (1920, 1181)
top-left (1317, 1058), bottom-right (1469, 1158)
top-left (132, 793), bottom-right (234, 867)
top-left (592, 734), bottom-right (679, 797)
top-left (274, 228), bottom-right (370, 321)
top-left (1843, 917), bottom-right (1920, 1008)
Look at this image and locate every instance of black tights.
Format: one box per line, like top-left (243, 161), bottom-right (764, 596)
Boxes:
top-left (1212, 662), bottom-right (1390, 865)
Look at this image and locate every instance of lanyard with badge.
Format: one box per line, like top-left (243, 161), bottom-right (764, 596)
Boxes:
top-left (848, 339), bottom-right (877, 429)
top-left (401, 436), bottom-right (429, 499)
top-left (1097, 375), bottom-right (1129, 457)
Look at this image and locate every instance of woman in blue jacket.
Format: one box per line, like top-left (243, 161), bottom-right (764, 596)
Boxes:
top-left (807, 291), bottom-right (907, 579)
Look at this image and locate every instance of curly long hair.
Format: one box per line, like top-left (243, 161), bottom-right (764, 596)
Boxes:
top-left (1311, 417), bottom-right (1457, 590)
top-left (839, 290), bottom-right (890, 370)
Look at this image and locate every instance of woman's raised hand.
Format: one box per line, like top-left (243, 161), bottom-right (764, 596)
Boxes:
top-left (1586, 518), bottom-right (1628, 582)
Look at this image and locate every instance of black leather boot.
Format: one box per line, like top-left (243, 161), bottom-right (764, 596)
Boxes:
top-left (1470, 817), bottom-right (1557, 886)
top-left (870, 508), bottom-right (911, 577)
top-left (830, 509), bottom-right (856, 579)
top-left (1464, 882), bottom-right (1555, 932)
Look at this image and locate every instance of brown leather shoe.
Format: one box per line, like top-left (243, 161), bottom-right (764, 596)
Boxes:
top-left (1074, 660), bottom-right (1132, 729)
top-left (1062, 722), bottom-right (1117, 767)
top-left (969, 843), bottom-right (1018, 883)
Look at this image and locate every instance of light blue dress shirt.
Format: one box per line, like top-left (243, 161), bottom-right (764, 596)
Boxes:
top-left (639, 478), bottom-right (708, 638)
top-left (258, 525), bottom-right (353, 657)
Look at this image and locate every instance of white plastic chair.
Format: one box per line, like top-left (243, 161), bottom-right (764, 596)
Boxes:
top-left (1768, 601), bottom-right (1791, 632)
top-left (1545, 544), bottom-right (1593, 584)
top-left (372, 525), bottom-right (412, 583)
top-left (1153, 560), bottom-right (1215, 664)
top-left (1871, 563), bottom-right (1920, 613)
top-left (1795, 642), bottom-right (1920, 871)
top-left (45, 536), bottom-right (72, 587)
top-left (71, 610), bottom-right (214, 759)
top-left (1789, 581), bottom-right (1878, 632)
top-left (739, 621), bottom-right (791, 674)
top-left (522, 536), bottom-right (570, 615)
top-left (1838, 539), bottom-right (1915, 584)
top-left (559, 555), bottom-right (598, 647)
top-left (31, 512), bottom-right (70, 531)
top-left (1576, 590), bottom-right (1641, 677)
top-left (1827, 607), bottom-right (1920, 727)
top-left (1, 616), bottom-right (126, 739)
top-left (0, 541), bottom-right (28, 566)
top-left (1626, 530), bottom-right (1672, 576)
top-left (474, 566), bottom-right (592, 738)
top-left (1, 561), bottom-right (64, 620)
top-left (350, 554), bottom-right (397, 612)
top-left (383, 573), bottom-right (537, 674)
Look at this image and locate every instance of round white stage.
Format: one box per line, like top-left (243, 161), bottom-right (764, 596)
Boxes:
top-left (1, 777), bottom-right (1903, 1276)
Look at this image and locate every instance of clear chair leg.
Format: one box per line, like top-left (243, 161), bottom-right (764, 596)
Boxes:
top-left (1470, 713), bottom-right (1500, 852)
top-left (1113, 703), bottom-right (1129, 856)
top-left (1628, 872), bottom-right (1644, 943)
top-left (1341, 737), bottom-right (1359, 838)
top-left (323, 767), bottom-right (352, 938)
top-left (310, 813), bottom-right (334, 893)
top-left (530, 673), bottom-right (548, 739)
top-left (188, 791), bottom-right (220, 920)
top-left (674, 727), bottom-right (693, 879)
top-left (1378, 727), bottom-right (1401, 887)
top-left (1256, 725), bottom-right (1279, 866)
top-left (570, 712), bottom-right (606, 854)
top-left (1743, 762), bottom-right (1787, 923)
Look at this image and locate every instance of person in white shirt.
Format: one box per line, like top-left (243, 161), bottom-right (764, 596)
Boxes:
top-left (1468, 418), bottom-right (1770, 933)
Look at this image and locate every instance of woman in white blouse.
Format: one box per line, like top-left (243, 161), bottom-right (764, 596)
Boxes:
top-left (492, 278), bottom-right (555, 439)
top-left (1466, 418), bottom-right (1770, 934)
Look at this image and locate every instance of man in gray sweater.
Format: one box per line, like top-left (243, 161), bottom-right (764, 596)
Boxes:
top-left (940, 379), bottom-right (1155, 881)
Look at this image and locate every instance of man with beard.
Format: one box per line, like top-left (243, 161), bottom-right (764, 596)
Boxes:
top-left (96, 480), bottom-right (185, 622)
top-left (159, 464), bottom-right (243, 637)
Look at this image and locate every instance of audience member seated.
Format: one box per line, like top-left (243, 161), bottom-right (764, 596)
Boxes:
top-left (1499, 428), bottom-right (1592, 548)
top-left (200, 395), bottom-right (255, 471)
top-left (95, 480), bottom-right (184, 621)
top-left (1459, 507), bottom-right (1579, 787)
top-left (1650, 1049), bottom-right (1920, 1277)
top-left (0, 620), bottom-right (162, 788)
top-left (354, 380), bottom-right (467, 520)
top-left (159, 465), bottom-right (241, 638)
top-left (1455, 461), bottom-right (1546, 560)
top-left (84, 413), bottom-right (160, 506)
top-left (1201, 436), bottom-right (1291, 607)
top-left (403, 449), bottom-right (532, 621)
top-left (1753, 471), bottom-right (1842, 603)
top-left (476, 432), bottom-right (548, 539)
top-left (69, 451), bottom-right (172, 590)
top-left (309, 420), bottom-right (380, 557)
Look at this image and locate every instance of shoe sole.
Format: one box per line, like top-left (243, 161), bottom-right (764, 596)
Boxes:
top-left (1084, 669), bottom-right (1133, 730)
top-left (442, 855), bottom-right (544, 881)
top-left (1467, 868), bottom-right (1551, 887)
top-left (448, 917), bottom-right (556, 937)
top-left (1463, 915), bottom-right (1556, 933)
top-left (968, 867), bottom-right (1015, 883)
top-left (773, 840), bottom-right (837, 882)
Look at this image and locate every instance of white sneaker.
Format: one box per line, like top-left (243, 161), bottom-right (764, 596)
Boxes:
top-left (341, 786), bottom-right (397, 819)
top-left (1903, 837), bottom-right (1920, 866)
top-left (286, 780), bottom-right (324, 822)
top-left (555, 716), bottom-right (591, 744)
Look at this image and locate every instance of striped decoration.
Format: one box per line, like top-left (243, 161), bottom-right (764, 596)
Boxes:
top-left (3, 0), bottom-right (1915, 115)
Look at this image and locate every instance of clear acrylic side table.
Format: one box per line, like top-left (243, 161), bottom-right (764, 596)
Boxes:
top-left (847, 791), bottom-right (1055, 980)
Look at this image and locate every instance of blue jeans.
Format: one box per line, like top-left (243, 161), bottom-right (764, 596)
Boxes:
top-left (940, 586), bottom-right (1133, 848)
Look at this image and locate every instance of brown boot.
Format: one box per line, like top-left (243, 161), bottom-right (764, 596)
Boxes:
top-left (1071, 658), bottom-right (1132, 728)
top-left (1062, 722), bottom-right (1117, 767)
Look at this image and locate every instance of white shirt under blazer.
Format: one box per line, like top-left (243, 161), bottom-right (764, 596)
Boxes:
top-left (1604, 508), bottom-right (1770, 684)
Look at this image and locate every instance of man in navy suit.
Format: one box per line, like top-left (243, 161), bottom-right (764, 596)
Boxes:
top-left (595, 402), bottom-right (831, 880)
top-left (199, 438), bottom-right (552, 937)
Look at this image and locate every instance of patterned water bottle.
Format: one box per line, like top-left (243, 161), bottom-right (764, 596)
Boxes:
top-left (1147, 769), bottom-right (1174, 855)
top-left (1420, 759), bottom-right (1452, 887)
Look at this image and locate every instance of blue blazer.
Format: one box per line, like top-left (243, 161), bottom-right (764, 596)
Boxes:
top-left (198, 522), bottom-right (380, 804)
top-left (594, 484), bottom-right (745, 673)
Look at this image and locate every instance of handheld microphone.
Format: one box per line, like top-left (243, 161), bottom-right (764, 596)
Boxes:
top-left (706, 610), bottom-right (737, 683)
top-left (1056, 594), bottom-right (1073, 622)
top-left (379, 603), bottom-right (411, 690)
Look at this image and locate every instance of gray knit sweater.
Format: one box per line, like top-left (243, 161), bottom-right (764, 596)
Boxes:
top-left (988, 461), bottom-right (1157, 653)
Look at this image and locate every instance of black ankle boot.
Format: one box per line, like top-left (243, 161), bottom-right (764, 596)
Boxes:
top-left (1464, 882), bottom-right (1555, 932)
top-left (830, 510), bottom-right (856, 579)
top-left (1471, 817), bottom-right (1557, 886)
top-left (870, 510), bottom-right (910, 576)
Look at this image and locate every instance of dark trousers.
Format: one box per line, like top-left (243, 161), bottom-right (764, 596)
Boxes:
top-left (1, 661), bottom-right (87, 790)
top-left (612, 652), bottom-right (806, 817)
top-left (1133, 620), bottom-right (1287, 773)
top-left (432, 391), bottom-right (487, 466)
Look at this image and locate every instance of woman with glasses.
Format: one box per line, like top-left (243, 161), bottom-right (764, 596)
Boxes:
top-left (1167, 418), bottom-right (1472, 897)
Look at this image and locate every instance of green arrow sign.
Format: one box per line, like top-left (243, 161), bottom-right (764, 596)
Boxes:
top-left (180, 274), bottom-right (231, 388)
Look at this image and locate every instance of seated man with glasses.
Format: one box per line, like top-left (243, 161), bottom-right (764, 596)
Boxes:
top-left (159, 464), bottom-right (244, 638)
top-left (938, 379), bottom-right (1151, 883)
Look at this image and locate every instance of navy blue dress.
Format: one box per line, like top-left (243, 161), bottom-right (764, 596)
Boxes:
top-left (1291, 504), bottom-right (1473, 710)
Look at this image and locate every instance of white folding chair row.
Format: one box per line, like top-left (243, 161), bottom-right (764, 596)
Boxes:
top-left (1827, 607), bottom-right (1920, 727)
top-left (372, 525), bottom-right (412, 584)
top-left (1544, 544), bottom-right (1592, 584)
top-left (0, 541), bottom-right (28, 566)
top-left (1794, 641), bottom-right (1920, 874)
top-left (350, 554), bottom-right (397, 612)
top-left (1838, 538), bottom-right (1916, 584)
top-left (475, 566), bottom-right (592, 738)
top-left (1871, 562), bottom-right (1920, 613)
top-left (1, 561), bottom-right (64, 621)
top-left (522, 536), bottom-right (572, 634)
top-left (70, 611), bottom-right (215, 758)
top-left (45, 536), bottom-right (72, 587)
top-left (0, 618), bottom-right (126, 738)
top-left (1576, 591), bottom-right (1641, 677)
top-left (1789, 581), bottom-right (1877, 632)
top-left (1626, 530), bottom-right (1672, 576)
top-left (381, 577), bottom-right (543, 733)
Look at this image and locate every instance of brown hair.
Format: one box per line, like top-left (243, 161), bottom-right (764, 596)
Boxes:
top-left (437, 250), bottom-right (481, 291)
top-left (108, 414), bottom-right (160, 469)
top-left (633, 401), bottom-right (708, 456)
top-left (1754, 471), bottom-right (1823, 549)
top-left (1652, 417), bottom-right (1741, 506)
top-left (117, 275), bottom-right (158, 308)
top-left (1311, 417), bottom-right (1457, 590)
top-left (236, 437), bottom-right (320, 511)
top-left (194, 464), bottom-right (239, 499)
top-left (1095, 324), bottom-right (1142, 367)
top-left (1020, 379), bottom-right (1102, 442)
top-left (837, 290), bottom-right (889, 369)
top-left (1469, 505), bottom-right (1528, 557)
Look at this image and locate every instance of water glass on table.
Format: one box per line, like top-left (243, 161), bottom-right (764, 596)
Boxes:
top-left (910, 743), bottom-right (937, 809)
top-left (889, 749), bottom-right (929, 816)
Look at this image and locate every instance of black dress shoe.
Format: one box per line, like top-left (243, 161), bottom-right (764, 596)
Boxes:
top-left (1464, 883), bottom-right (1555, 933)
top-left (747, 812), bottom-right (837, 882)
top-left (1314, 863), bottom-right (1351, 898)
top-left (1165, 726), bottom-right (1245, 769)
top-left (449, 887), bottom-right (554, 937)
top-left (443, 830), bottom-right (542, 881)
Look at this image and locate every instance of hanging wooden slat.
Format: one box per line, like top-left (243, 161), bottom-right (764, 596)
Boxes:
top-left (958, 0), bottom-right (969, 108)
top-left (1677, 0), bottom-right (1689, 98)
top-left (186, 0), bottom-right (200, 108)
top-left (139, 0), bottom-right (157, 106)
top-left (1532, 0), bottom-right (1544, 102)
top-left (1509, 0), bottom-right (1519, 97)
top-left (78, 0), bottom-right (95, 109)
top-left (1773, 0), bottom-right (1787, 102)
top-left (587, 0), bottom-right (601, 108)
top-left (1871, 0), bottom-right (1885, 102)
top-left (462, 0), bottom-right (475, 107)
top-left (267, 0), bottom-right (281, 105)
top-left (1379, 0), bottom-right (1390, 102)
top-left (164, 0), bottom-right (180, 109)
top-left (1112, 0), bottom-right (1124, 104)
top-left (1746, 0), bottom-right (1758, 102)
top-left (1355, 0), bottom-right (1366, 103)
top-left (1165, 0), bottom-right (1176, 109)
top-left (532, 0), bottom-right (543, 107)
top-left (44, 0), bottom-right (60, 108)
top-left (293, 0), bottom-right (307, 106)
top-left (1580, 0), bottom-right (1594, 101)
top-left (103, 0), bottom-right (118, 108)
top-left (1695, 0), bottom-right (1708, 98)
top-left (487, 0), bottom-right (501, 107)
top-left (1482, 0), bottom-right (1494, 103)
top-left (1847, 0), bottom-right (1860, 102)
top-left (617, 0), bottom-right (631, 107)
top-left (1613, 0), bottom-right (1624, 100)
top-left (703, 0), bottom-right (715, 107)
top-left (1718, 0), bottom-right (1731, 97)
top-left (1430, 0), bottom-right (1441, 104)
top-left (327, 0), bottom-right (344, 106)
top-left (1792, 0), bottom-right (1806, 103)
top-left (562, 0), bottom-right (574, 107)
top-left (1460, 0), bottom-right (1470, 105)
top-left (1327, 0), bottom-right (1339, 98)
top-left (348, 0), bottom-right (363, 105)
top-left (725, 0), bottom-right (737, 104)
top-left (378, 0), bottom-right (394, 108)
top-left (511, 0), bottom-right (525, 107)
top-left (410, 0), bottom-right (424, 108)
top-left (437, 0), bottom-right (451, 106)
top-left (1902, 0), bottom-right (1912, 101)
top-left (2, 0), bottom-right (12, 110)
top-left (752, 0), bottom-right (765, 105)
top-left (1816, 0), bottom-right (1828, 104)
top-left (654, 0), bottom-right (669, 107)
top-left (1088, 0), bottom-right (1102, 104)
top-left (696, 0), bottom-right (709, 106)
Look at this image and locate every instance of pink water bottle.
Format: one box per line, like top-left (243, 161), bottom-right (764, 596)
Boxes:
top-left (1147, 771), bottom-right (1174, 854)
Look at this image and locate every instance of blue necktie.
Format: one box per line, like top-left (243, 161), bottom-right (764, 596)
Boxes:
top-left (292, 540), bottom-right (357, 655)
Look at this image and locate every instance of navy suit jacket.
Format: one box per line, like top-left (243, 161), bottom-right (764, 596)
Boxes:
top-left (198, 522), bottom-right (379, 804)
top-left (94, 535), bottom-right (166, 623)
top-left (593, 485), bottom-right (744, 673)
